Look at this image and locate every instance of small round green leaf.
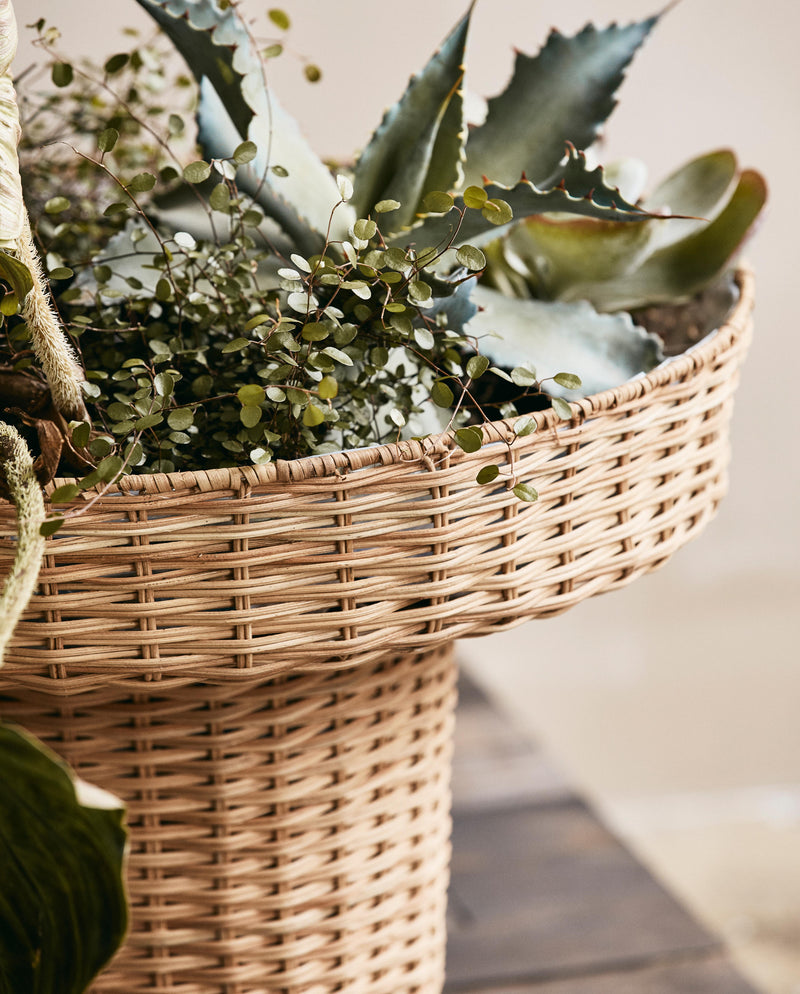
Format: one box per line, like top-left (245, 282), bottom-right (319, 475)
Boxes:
top-left (127, 172), bottom-right (156, 194)
top-left (50, 484), bottom-right (81, 504)
top-left (221, 338), bottom-right (251, 353)
top-left (183, 161), bottom-right (212, 184)
top-left (104, 52), bottom-right (129, 74)
top-left (553, 372), bottom-right (582, 390)
top-left (209, 182), bottom-right (231, 212)
top-left (317, 375), bottom-right (338, 400)
top-left (466, 355), bottom-right (490, 379)
top-left (39, 517), bottom-right (65, 536)
top-left (514, 416), bottom-right (536, 438)
top-left (303, 403), bottom-right (325, 427)
top-left (44, 196), bottom-right (70, 214)
top-left (240, 405), bottom-right (262, 428)
top-left (97, 128), bottom-right (119, 153)
top-left (551, 397), bottom-right (574, 420)
top-left (414, 328), bottom-right (435, 350)
top-left (511, 366), bottom-right (537, 388)
top-left (167, 409), bottom-right (194, 431)
top-left (268, 8), bottom-right (291, 29)
top-left (456, 245), bottom-right (486, 272)
top-left (476, 464), bottom-right (500, 485)
top-left (237, 384), bottom-right (266, 406)
top-left (422, 191), bottom-right (454, 214)
top-left (455, 427), bottom-right (483, 453)
top-left (304, 64), bottom-right (322, 83)
top-left (513, 482), bottom-right (539, 502)
top-left (375, 199), bottom-right (401, 213)
top-left (233, 140), bottom-right (258, 164)
top-left (430, 379), bottom-right (454, 408)
top-left (52, 62), bottom-right (73, 87)
top-left (353, 218), bottom-right (377, 240)
top-left (463, 185), bottom-right (488, 209)
top-left (482, 198), bottom-right (513, 226)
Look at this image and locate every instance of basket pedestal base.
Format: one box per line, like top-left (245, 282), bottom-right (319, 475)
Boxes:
top-left (0, 646), bottom-right (457, 994)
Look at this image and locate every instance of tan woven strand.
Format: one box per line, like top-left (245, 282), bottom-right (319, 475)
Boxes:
top-left (0, 645), bottom-right (457, 994)
top-left (0, 272), bottom-right (754, 690)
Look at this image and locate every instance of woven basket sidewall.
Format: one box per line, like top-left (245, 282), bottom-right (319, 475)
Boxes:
top-left (0, 646), bottom-right (457, 994)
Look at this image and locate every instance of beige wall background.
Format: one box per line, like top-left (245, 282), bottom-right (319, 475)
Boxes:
top-left (12, 2), bottom-right (800, 991)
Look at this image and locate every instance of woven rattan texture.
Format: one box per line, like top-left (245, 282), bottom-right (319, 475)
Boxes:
top-left (0, 272), bottom-right (754, 691)
top-left (0, 646), bottom-right (457, 994)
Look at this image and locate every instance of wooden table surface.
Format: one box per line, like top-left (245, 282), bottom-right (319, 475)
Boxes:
top-left (446, 674), bottom-right (761, 994)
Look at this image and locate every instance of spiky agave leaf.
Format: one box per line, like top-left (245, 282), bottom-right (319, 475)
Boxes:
top-left (393, 145), bottom-right (654, 251)
top-left (463, 14), bottom-right (660, 189)
top-left (135, 0), bottom-right (351, 247)
top-left (465, 284), bottom-right (663, 398)
top-left (503, 150), bottom-right (742, 301)
top-left (351, 6), bottom-right (472, 229)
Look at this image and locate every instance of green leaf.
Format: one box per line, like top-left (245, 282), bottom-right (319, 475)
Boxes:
top-left (466, 355), bottom-right (489, 379)
top-left (350, 7), bottom-right (472, 227)
top-left (551, 397), bottom-right (574, 420)
top-left (513, 482), bottom-right (539, 502)
top-left (44, 196), bottom-right (70, 214)
top-left (240, 405), bottom-right (262, 427)
top-left (51, 62), bottom-right (73, 87)
top-left (422, 191), bottom-right (455, 214)
top-left (317, 375), bottom-right (338, 400)
top-left (414, 328), bottom-right (435, 350)
top-left (133, 413), bottom-right (163, 431)
top-left (375, 199), bottom-right (401, 213)
top-left (455, 426), bottom-right (483, 453)
top-left (0, 724), bottom-right (127, 993)
top-left (70, 421), bottom-right (91, 448)
top-left (126, 172), bottom-right (156, 194)
top-left (209, 182), bottom-right (231, 212)
top-left (353, 218), bottom-right (377, 240)
top-left (97, 128), bottom-right (119, 153)
top-left (553, 372), bottom-right (582, 390)
top-left (431, 379), bottom-right (454, 408)
top-left (154, 372), bottom-right (175, 397)
top-left (237, 384), bottom-right (266, 405)
top-left (220, 337), bottom-right (251, 353)
top-left (476, 464), bottom-right (500, 485)
top-left (456, 245), bottom-right (486, 271)
top-left (39, 517), bottom-right (65, 537)
top-left (48, 267), bottom-right (73, 281)
top-left (183, 160), bottom-right (212, 184)
top-left (463, 185), bottom-right (487, 209)
top-left (0, 251), bottom-right (33, 300)
top-left (268, 8), bottom-right (290, 30)
top-left (511, 366), bottom-right (537, 387)
top-left (167, 408), bottom-right (194, 430)
top-left (104, 52), bottom-right (130, 74)
top-left (514, 416), bottom-right (537, 437)
top-left (233, 140), bottom-right (258, 164)
top-left (464, 15), bottom-right (659, 188)
top-left (303, 403), bottom-right (325, 426)
top-left (49, 484), bottom-right (81, 503)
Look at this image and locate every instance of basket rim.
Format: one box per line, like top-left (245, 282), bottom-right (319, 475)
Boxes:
top-left (46, 268), bottom-right (754, 498)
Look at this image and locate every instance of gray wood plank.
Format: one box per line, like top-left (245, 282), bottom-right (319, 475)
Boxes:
top-left (446, 953), bottom-right (760, 993)
top-left (452, 675), bottom-right (572, 812)
top-left (446, 799), bottom-right (720, 988)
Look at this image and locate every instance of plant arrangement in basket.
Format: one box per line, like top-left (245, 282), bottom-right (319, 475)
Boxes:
top-left (0, 2), bottom-right (766, 986)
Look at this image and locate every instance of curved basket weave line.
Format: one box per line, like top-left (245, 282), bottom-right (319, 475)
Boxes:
top-left (1, 272), bottom-right (754, 691)
top-left (0, 646), bottom-right (457, 994)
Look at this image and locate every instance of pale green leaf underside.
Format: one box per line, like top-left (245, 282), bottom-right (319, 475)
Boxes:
top-left (463, 15), bottom-right (658, 189)
top-left (466, 285), bottom-right (663, 398)
top-left (351, 6), bottom-right (472, 225)
top-left (0, 723), bottom-right (128, 994)
top-left (579, 169), bottom-right (767, 311)
top-left (505, 150), bottom-right (742, 300)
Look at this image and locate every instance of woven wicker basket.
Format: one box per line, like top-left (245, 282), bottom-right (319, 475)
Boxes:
top-left (0, 270), bottom-right (754, 993)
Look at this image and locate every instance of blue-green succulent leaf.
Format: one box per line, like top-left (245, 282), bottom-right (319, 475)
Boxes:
top-left (136, 0), bottom-right (349, 247)
top-left (465, 284), bottom-right (663, 398)
top-left (578, 168), bottom-right (767, 311)
top-left (464, 14), bottom-right (659, 188)
top-left (0, 723), bottom-right (128, 994)
top-left (395, 145), bottom-right (652, 251)
top-left (351, 6), bottom-right (472, 226)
